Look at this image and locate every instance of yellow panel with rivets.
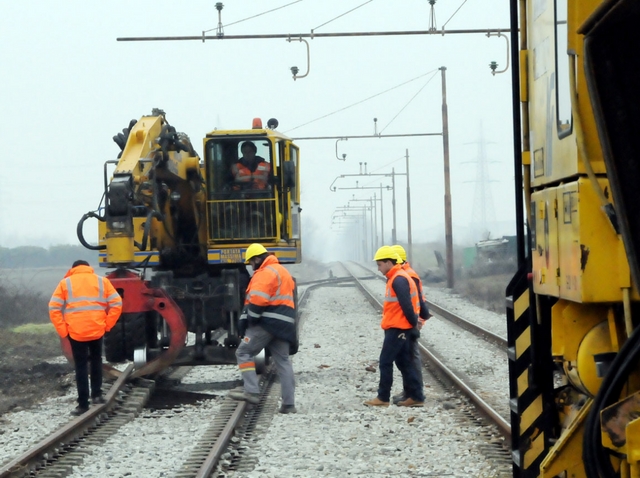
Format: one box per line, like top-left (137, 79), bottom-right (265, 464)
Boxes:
top-left (557, 178), bottom-right (633, 302)
top-left (531, 187), bottom-right (560, 297)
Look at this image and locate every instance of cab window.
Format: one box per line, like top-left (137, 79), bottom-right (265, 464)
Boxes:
top-left (205, 138), bottom-right (273, 198)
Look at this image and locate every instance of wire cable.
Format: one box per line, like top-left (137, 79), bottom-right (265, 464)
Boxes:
top-left (442, 0), bottom-right (469, 30)
top-left (203, 0), bottom-right (305, 33)
top-left (379, 70), bottom-right (439, 135)
top-left (285, 69), bottom-right (438, 133)
top-left (312, 0), bottom-right (374, 32)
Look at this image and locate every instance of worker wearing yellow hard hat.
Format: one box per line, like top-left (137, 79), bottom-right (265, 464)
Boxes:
top-left (364, 246), bottom-right (424, 408)
top-left (391, 244), bottom-right (432, 405)
top-left (230, 244), bottom-right (298, 414)
top-left (244, 243), bottom-right (268, 264)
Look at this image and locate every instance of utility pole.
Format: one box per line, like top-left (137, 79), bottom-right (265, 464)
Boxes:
top-left (379, 184), bottom-right (385, 244)
top-left (405, 149), bottom-right (413, 264)
top-left (391, 168), bottom-right (397, 245)
top-left (440, 66), bottom-right (454, 288)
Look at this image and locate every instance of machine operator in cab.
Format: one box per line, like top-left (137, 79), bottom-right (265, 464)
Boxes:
top-left (230, 141), bottom-right (272, 191)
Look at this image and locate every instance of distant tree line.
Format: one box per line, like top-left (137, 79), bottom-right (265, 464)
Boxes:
top-left (0, 245), bottom-right (98, 269)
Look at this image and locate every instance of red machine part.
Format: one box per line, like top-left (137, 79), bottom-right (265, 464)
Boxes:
top-left (107, 270), bottom-right (187, 377)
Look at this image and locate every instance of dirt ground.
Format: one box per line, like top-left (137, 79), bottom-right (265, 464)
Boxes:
top-left (0, 329), bottom-right (75, 416)
top-left (0, 260), bottom-right (331, 417)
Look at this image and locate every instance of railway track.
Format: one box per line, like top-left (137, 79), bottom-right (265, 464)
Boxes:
top-left (0, 364), bottom-right (145, 478)
top-left (1, 268), bottom-right (511, 476)
top-left (340, 261), bottom-right (512, 442)
top-left (346, 261), bottom-right (507, 348)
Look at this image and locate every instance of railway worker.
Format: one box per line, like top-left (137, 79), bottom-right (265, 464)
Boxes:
top-left (229, 243), bottom-right (298, 414)
top-left (391, 244), bottom-right (431, 405)
top-left (364, 246), bottom-right (425, 408)
top-left (231, 141), bottom-right (272, 191)
top-left (48, 260), bottom-right (122, 416)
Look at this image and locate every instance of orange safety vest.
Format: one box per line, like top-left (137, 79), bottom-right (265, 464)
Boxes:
top-left (48, 265), bottom-right (123, 341)
top-left (381, 264), bottom-right (419, 330)
top-left (231, 160), bottom-right (271, 189)
top-left (402, 262), bottom-right (426, 302)
top-left (241, 254), bottom-right (297, 343)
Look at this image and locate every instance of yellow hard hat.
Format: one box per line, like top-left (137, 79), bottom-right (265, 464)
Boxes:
top-left (392, 245), bottom-right (407, 263)
top-left (373, 245), bottom-right (400, 262)
top-left (245, 243), bottom-right (268, 263)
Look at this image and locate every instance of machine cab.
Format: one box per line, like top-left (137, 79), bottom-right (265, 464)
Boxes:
top-left (204, 123), bottom-right (300, 245)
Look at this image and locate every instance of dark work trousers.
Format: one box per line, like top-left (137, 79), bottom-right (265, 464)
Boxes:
top-left (402, 340), bottom-right (424, 398)
top-left (377, 328), bottom-right (424, 402)
top-left (69, 337), bottom-right (103, 408)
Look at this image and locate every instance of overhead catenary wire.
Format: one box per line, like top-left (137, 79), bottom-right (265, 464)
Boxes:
top-left (442, 0), bottom-right (470, 30)
top-left (285, 69), bottom-right (439, 133)
top-left (378, 70), bottom-right (439, 135)
top-left (312, 0), bottom-right (374, 33)
top-left (203, 0), bottom-right (305, 33)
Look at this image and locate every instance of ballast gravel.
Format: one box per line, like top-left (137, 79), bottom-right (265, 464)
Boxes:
top-left (233, 284), bottom-right (500, 477)
top-left (0, 268), bottom-right (508, 477)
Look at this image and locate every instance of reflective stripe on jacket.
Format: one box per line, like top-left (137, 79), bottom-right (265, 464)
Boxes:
top-left (48, 265), bottom-right (123, 341)
top-left (231, 160), bottom-right (271, 189)
top-left (402, 261), bottom-right (429, 320)
top-left (381, 264), bottom-right (419, 330)
top-left (239, 255), bottom-right (296, 343)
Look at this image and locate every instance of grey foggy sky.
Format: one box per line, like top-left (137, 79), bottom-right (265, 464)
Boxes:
top-left (0, 1), bottom-right (515, 260)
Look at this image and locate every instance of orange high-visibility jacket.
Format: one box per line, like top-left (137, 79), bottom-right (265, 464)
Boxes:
top-left (231, 159), bottom-right (271, 189)
top-left (239, 255), bottom-right (296, 343)
top-left (48, 265), bottom-right (122, 341)
top-left (402, 261), bottom-right (430, 321)
top-left (381, 264), bottom-right (419, 330)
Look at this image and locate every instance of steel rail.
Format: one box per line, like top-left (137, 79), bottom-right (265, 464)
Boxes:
top-left (0, 364), bottom-right (135, 478)
top-left (417, 342), bottom-right (512, 440)
top-left (191, 280), bottom-right (320, 476)
top-left (340, 261), bottom-right (511, 440)
top-left (195, 403), bottom-right (246, 478)
top-left (424, 301), bottom-right (507, 349)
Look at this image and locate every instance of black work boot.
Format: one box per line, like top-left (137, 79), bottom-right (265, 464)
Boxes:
top-left (71, 405), bottom-right (89, 416)
top-left (279, 404), bottom-right (297, 414)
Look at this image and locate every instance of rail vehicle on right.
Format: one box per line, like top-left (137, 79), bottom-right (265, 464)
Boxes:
top-left (507, 0), bottom-right (640, 477)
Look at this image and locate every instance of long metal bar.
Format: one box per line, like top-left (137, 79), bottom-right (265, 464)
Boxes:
top-left (117, 28), bottom-right (512, 42)
top-left (292, 133), bottom-right (441, 140)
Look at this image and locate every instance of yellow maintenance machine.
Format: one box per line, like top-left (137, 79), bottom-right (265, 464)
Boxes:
top-left (507, 0), bottom-right (640, 477)
top-left (78, 110), bottom-right (301, 377)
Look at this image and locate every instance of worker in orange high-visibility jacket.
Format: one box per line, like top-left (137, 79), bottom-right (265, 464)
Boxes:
top-left (364, 246), bottom-right (425, 408)
top-left (49, 260), bottom-right (122, 416)
top-left (228, 244), bottom-right (298, 414)
top-left (230, 141), bottom-right (272, 190)
top-left (391, 244), bottom-right (433, 405)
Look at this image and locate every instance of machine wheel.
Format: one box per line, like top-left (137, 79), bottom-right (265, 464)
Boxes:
top-left (255, 349), bottom-right (270, 375)
top-left (105, 320), bottom-right (126, 363)
top-left (123, 313), bottom-right (147, 360)
top-left (104, 313), bottom-right (147, 362)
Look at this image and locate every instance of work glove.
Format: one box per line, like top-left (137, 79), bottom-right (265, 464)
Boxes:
top-left (238, 320), bottom-right (247, 338)
top-left (407, 327), bottom-right (420, 341)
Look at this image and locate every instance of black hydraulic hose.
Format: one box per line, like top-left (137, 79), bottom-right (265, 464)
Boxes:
top-left (137, 209), bottom-right (163, 252)
top-left (584, 324), bottom-right (640, 478)
top-left (77, 212), bottom-right (106, 250)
